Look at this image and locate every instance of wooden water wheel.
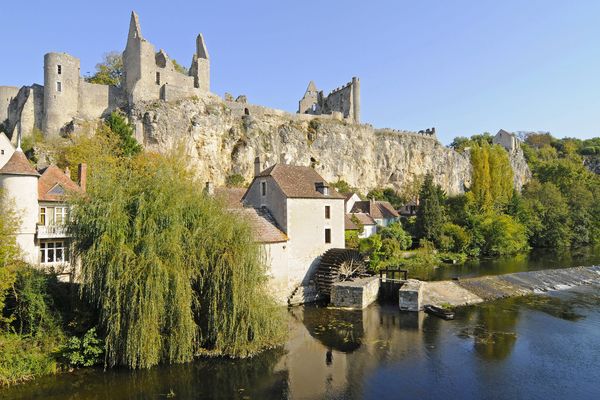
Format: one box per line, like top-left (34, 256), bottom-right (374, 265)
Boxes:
top-left (315, 249), bottom-right (366, 298)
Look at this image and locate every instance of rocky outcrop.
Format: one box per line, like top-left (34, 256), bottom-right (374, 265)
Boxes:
top-left (128, 95), bottom-right (529, 196)
top-left (583, 156), bottom-right (600, 175)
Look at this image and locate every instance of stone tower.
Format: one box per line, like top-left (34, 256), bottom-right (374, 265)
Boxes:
top-left (190, 34), bottom-right (210, 93)
top-left (351, 76), bottom-right (360, 124)
top-left (0, 133), bottom-right (40, 264)
top-left (43, 52), bottom-right (80, 136)
top-left (122, 11), bottom-right (157, 104)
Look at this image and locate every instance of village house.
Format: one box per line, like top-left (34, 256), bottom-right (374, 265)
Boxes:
top-left (0, 134), bottom-right (84, 281)
top-left (213, 158), bottom-right (346, 304)
top-left (344, 192), bottom-right (400, 238)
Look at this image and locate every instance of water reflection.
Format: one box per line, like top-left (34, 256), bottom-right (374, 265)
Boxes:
top-left (457, 300), bottom-right (520, 360)
top-left (2, 285), bottom-right (600, 400)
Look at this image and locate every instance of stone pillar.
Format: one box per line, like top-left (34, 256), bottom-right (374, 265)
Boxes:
top-left (398, 279), bottom-right (423, 311)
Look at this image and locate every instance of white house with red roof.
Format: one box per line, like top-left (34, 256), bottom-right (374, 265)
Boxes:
top-left (0, 134), bottom-right (85, 281)
top-left (215, 157), bottom-right (345, 304)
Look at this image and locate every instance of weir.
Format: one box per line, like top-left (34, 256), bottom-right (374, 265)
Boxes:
top-left (409, 266), bottom-right (600, 309)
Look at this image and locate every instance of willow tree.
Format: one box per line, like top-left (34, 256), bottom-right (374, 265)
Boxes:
top-left (68, 149), bottom-right (284, 369)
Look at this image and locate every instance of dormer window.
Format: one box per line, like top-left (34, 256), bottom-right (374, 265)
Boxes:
top-left (316, 182), bottom-right (329, 196)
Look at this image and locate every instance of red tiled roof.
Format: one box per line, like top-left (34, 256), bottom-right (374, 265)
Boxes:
top-left (255, 164), bottom-right (344, 199)
top-left (214, 187), bottom-right (246, 209)
top-left (38, 165), bottom-right (82, 202)
top-left (233, 207), bottom-right (288, 244)
top-left (0, 150), bottom-right (39, 177)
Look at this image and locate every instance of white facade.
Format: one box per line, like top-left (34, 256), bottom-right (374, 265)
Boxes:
top-left (0, 132), bottom-right (15, 168)
top-left (0, 173), bottom-right (38, 264)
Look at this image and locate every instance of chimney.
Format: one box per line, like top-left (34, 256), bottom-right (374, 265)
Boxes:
top-left (205, 181), bottom-right (214, 196)
top-left (254, 156), bottom-right (261, 177)
top-left (78, 163), bottom-right (87, 192)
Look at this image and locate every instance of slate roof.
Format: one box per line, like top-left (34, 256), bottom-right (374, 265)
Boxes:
top-left (214, 187), bottom-right (246, 209)
top-left (38, 165), bottom-right (82, 202)
top-left (345, 213), bottom-right (376, 230)
top-left (255, 164), bottom-right (344, 199)
top-left (351, 200), bottom-right (399, 219)
top-left (0, 149), bottom-right (39, 177)
top-left (233, 207), bottom-right (288, 244)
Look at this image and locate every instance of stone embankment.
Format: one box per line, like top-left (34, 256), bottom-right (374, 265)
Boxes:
top-left (414, 266), bottom-right (600, 308)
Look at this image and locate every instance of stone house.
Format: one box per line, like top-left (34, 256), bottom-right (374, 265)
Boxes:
top-left (0, 137), bottom-right (84, 281)
top-left (344, 193), bottom-right (400, 238)
top-left (344, 213), bottom-right (377, 239)
top-left (214, 159), bottom-right (345, 304)
top-left (493, 129), bottom-right (520, 153)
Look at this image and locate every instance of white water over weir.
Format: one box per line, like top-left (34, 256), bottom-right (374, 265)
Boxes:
top-left (419, 266), bottom-right (600, 307)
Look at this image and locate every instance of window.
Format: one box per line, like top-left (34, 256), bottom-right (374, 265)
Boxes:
top-left (1, 149), bottom-right (4, 155)
top-left (325, 205), bottom-right (331, 219)
top-left (55, 207), bottom-right (68, 225)
top-left (325, 228), bottom-right (331, 244)
top-left (40, 241), bottom-right (69, 264)
top-left (56, 81), bottom-right (62, 92)
top-left (57, 65), bottom-right (62, 74)
top-left (156, 72), bottom-right (161, 85)
top-left (39, 207), bottom-right (46, 225)
top-left (261, 182), bottom-right (266, 196)
top-left (48, 184), bottom-right (66, 195)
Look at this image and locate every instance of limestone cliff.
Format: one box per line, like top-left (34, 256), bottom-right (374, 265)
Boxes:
top-left (129, 96), bottom-right (530, 196)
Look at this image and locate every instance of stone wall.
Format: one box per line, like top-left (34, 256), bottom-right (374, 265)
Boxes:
top-left (331, 276), bottom-right (380, 309)
top-left (0, 86), bottom-right (19, 126)
top-left (78, 81), bottom-right (125, 121)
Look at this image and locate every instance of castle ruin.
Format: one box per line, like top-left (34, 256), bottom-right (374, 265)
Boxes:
top-left (298, 78), bottom-right (360, 123)
top-left (0, 11), bottom-right (211, 139)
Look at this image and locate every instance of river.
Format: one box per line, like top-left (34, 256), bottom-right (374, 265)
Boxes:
top-left (2, 249), bottom-right (600, 400)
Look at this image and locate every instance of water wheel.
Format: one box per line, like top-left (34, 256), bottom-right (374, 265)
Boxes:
top-left (315, 249), bottom-right (366, 298)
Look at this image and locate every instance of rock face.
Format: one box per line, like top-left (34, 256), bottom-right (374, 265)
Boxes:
top-left (129, 96), bottom-right (529, 195)
top-left (583, 156), bottom-right (600, 175)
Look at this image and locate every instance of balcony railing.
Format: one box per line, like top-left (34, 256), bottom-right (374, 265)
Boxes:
top-left (37, 224), bottom-right (70, 239)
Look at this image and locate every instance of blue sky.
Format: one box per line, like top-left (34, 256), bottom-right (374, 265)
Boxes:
top-left (3, 1), bottom-right (600, 144)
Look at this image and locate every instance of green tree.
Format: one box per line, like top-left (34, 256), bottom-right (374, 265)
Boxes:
top-left (225, 174), bottom-right (246, 188)
top-left (478, 213), bottom-right (528, 256)
top-left (0, 189), bottom-right (20, 329)
top-left (85, 52), bottom-right (123, 87)
top-left (522, 181), bottom-right (572, 248)
top-left (415, 174), bottom-right (445, 246)
top-left (379, 222), bottom-right (412, 250)
top-left (106, 111), bottom-right (142, 157)
top-left (470, 142), bottom-right (514, 211)
top-left (68, 149), bottom-right (284, 369)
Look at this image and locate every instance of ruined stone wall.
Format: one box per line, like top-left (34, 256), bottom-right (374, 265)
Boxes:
top-left (78, 80), bottom-right (126, 120)
top-left (6, 85), bottom-right (44, 141)
top-left (322, 82), bottom-right (354, 121)
top-left (0, 86), bottom-right (20, 126)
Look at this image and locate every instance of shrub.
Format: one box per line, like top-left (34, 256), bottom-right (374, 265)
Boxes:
top-left (379, 222), bottom-right (412, 250)
top-left (61, 328), bottom-right (103, 368)
top-left (225, 174), bottom-right (246, 188)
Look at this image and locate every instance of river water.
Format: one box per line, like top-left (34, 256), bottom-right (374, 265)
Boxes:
top-left (2, 250), bottom-right (600, 400)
